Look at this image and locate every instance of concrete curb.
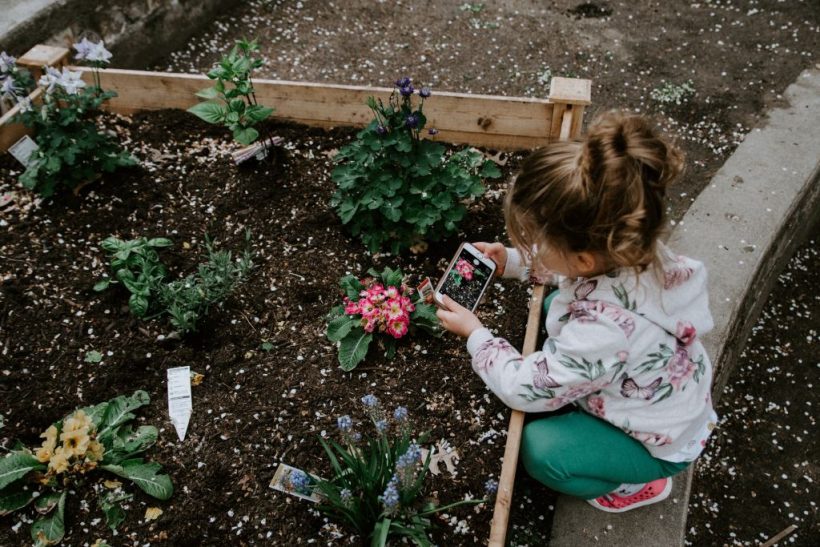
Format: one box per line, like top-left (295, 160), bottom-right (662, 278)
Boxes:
top-left (549, 67), bottom-right (820, 546)
top-left (0, 0), bottom-right (226, 68)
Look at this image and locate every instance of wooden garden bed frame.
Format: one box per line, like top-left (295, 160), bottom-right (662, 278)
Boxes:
top-left (0, 45), bottom-right (591, 546)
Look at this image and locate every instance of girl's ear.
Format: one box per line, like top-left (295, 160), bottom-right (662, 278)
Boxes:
top-left (573, 251), bottom-right (601, 277)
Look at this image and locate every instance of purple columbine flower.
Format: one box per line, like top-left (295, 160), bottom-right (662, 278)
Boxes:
top-left (399, 84), bottom-right (414, 97)
top-left (395, 76), bottom-right (411, 88)
top-left (485, 478), bottom-right (499, 495)
top-left (405, 114), bottom-right (419, 129)
top-left (73, 37), bottom-right (94, 60)
top-left (376, 125), bottom-right (388, 136)
top-left (361, 394), bottom-right (379, 408)
top-left (337, 415), bottom-right (352, 431)
top-left (428, 128), bottom-right (439, 136)
top-left (393, 406), bottom-right (408, 422)
top-left (0, 52), bottom-right (15, 74)
top-left (419, 87), bottom-right (431, 98)
top-left (0, 76), bottom-right (20, 99)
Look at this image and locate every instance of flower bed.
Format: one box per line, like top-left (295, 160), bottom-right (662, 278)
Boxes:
top-left (0, 108), bottom-right (558, 545)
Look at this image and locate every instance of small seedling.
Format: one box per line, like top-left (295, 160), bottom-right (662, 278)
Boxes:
top-left (84, 350), bottom-right (103, 363)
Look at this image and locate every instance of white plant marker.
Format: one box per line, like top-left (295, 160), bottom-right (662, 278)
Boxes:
top-left (9, 135), bottom-right (39, 167)
top-left (270, 463), bottom-right (323, 503)
top-left (167, 366), bottom-right (192, 441)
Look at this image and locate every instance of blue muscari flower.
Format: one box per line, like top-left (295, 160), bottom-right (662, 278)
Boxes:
top-left (351, 431), bottom-right (362, 442)
top-left (380, 476), bottom-right (400, 512)
top-left (428, 128), bottom-right (439, 136)
top-left (395, 76), bottom-right (411, 88)
top-left (400, 84), bottom-right (415, 97)
top-left (485, 478), bottom-right (499, 495)
top-left (405, 114), bottom-right (419, 129)
top-left (361, 394), bottom-right (379, 408)
top-left (393, 406), bottom-right (408, 422)
top-left (337, 415), bottom-right (352, 431)
top-left (376, 125), bottom-right (388, 136)
top-left (340, 488), bottom-right (353, 505)
top-left (375, 419), bottom-right (388, 433)
top-left (419, 86), bottom-right (432, 98)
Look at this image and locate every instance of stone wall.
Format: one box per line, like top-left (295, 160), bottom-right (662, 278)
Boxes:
top-left (0, 0), bottom-right (228, 68)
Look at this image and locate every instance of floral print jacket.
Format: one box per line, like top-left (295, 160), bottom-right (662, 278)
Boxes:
top-left (466, 245), bottom-right (718, 462)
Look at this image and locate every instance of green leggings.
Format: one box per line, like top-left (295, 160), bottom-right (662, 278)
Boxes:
top-left (523, 291), bottom-right (689, 499)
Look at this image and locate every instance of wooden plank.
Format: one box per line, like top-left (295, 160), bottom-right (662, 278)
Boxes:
top-left (549, 103), bottom-right (567, 142)
top-left (569, 104), bottom-right (586, 138)
top-left (67, 67), bottom-right (558, 149)
top-left (488, 107), bottom-right (575, 547)
top-left (17, 45), bottom-right (70, 80)
top-left (0, 88), bottom-right (42, 152)
top-left (549, 77), bottom-right (592, 106)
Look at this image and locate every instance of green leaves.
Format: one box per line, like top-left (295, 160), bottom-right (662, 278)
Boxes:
top-left (327, 314), bottom-right (356, 342)
top-left (0, 452), bottom-right (46, 490)
top-left (97, 390), bottom-right (150, 440)
top-left (338, 329), bottom-right (373, 372)
top-left (188, 101), bottom-right (226, 124)
top-left (98, 490), bottom-right (133, 531)
top-left (31, 491), bottom-right (65, 547)
top-left (102, 460), bottom-right (174, 500)
top-left (0, 483), bottom-right (37, 516)
top-left (331, 86), bottom-right (502, 253)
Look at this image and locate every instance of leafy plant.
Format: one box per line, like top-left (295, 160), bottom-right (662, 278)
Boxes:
top-left (0, 391), bottom-right (172, 545)
top-left (95, 232), bottom-right (253, 333)
top-left (330, 76), bottom-right (502, 253)
top-left (314, 395), bottom-right (484, 546)
top-left (326, 267), bottom-right (438, 371)
top-left (12, 40), bottom-right (136, 198)
top-left (188, 38), bottom-right (275, 146)
top-left (650, 80), bottom-right (695, 105)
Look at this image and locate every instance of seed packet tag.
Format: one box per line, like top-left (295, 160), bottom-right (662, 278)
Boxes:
top-left (270, 463), bottom-right (323, 503)
top-left (417, 277), bottom-right (434, 304)
top-left (167, 366), bottom-right (192, 442)
top-left (9, 135), bottom-right (39, 168)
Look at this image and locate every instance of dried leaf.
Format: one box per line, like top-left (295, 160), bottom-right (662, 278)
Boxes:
top-left (144, 507), bottom-right (163, 521)
top-left (190, 371), bottom-right (205, 386)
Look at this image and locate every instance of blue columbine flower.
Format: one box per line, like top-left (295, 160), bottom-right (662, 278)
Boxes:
top-left (376, 125), bottom-right (388, 136)
top-left (405, 114), bottom-right (419, 129)
top-left (485, 478), bottom-right (499, 495)
top-left (361, 394), bottom-right (379, 407)
top-left (337, 415), bottom-right (352, 431)
top-left (393, 406), bottom-right (408, 422)
top-left (400, 84), bottom-right (415, 97)
top-left (428, 128), bottom-right (439, 136)
top-left (395, 76), bottom-right (411, 88)
top-left (419, 87), bottom-right (432, 98)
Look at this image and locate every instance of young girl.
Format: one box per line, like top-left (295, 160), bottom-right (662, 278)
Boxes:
top-left (436, 111), bottom-right (717, 512)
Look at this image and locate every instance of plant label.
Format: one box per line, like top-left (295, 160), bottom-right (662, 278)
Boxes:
top-left (167, 366), bottom-right (192, 442)
top-left (9, 135), bottom-right (39, 168)
top-left (270, 463), bottom-right (323, 503)
top-left (231, 136), bottom-right (283, 165)
top-left (417, 277), bottom-right (434, 304)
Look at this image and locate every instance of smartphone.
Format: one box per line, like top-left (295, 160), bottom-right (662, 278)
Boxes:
top-left (434, 242), bottom-right (497, 312)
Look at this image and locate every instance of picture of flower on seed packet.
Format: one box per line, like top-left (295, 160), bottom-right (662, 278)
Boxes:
top-left (270, 463), bottom-right (323, 503)
top-left (439, 253), bottom-right (492, 310)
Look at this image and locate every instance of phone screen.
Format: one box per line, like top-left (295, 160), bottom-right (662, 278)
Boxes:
top-left (438, 247), bottom-right (494, 310)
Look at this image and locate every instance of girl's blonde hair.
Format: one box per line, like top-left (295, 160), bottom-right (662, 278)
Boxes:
top-left (505, 110), bottom-right (684, 273)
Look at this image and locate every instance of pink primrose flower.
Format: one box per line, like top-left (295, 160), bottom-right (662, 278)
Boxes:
top-left (343, 298), bottom-right (360, 316)
top-left (455, 259), bottom-right (475, 281)
top-left (387, 318), bottom-right (409, 339)
top-left (385, 286), bottom-right (399, 299)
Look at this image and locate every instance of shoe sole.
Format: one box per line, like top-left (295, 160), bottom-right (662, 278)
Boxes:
top-left (586, 478), bottom-right (673, 513)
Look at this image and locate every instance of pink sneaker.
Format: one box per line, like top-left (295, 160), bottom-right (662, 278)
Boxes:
top-left (586, 478), bottom-right (672, 513)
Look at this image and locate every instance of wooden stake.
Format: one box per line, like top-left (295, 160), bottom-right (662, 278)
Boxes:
top-left (17, 45), bottom-right (70, 81)
top-left (761, 524), bottom-right (798, 547)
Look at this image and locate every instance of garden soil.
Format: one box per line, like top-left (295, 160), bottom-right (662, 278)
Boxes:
top-left (0, 111), bottom-right (550, 546)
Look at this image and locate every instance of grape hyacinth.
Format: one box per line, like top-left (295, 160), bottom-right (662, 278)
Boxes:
top-left (375, 419), bottom-right (388, 434)
top-left (485, 478), bottom-right (499, 496)
top-left (340, 488), bottom-right (353, 506)
top-left (395, 443), bottom-right (422, 487)
top-left (361, 394), bottom-right (379, 408)
top-left (337, 415), bottom-right (352, 432)
top-left (380, 476), bottom-right (400, 514)
top-left (393, 406), bottom-right (408, 422)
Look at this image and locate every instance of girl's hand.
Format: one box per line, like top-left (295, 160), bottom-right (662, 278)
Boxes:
top-left (436, 295), bottom-right (483, 338)
top-left (473, 242), bottom-right (506, 277)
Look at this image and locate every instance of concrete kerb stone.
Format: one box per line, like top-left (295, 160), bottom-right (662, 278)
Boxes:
top-left (549, 67), bottom-right (820, 546)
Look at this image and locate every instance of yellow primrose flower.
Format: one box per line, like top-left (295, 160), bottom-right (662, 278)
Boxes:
top-left (61, 427), bottom-right (91, 457)
top-left (63, 409), bottom-right (93, 433)
top-left (35, 425), bottom-right (59, 463)
top-left (86, 439), bottom-right (105, 461)
top-left (48, 446), bottom-right (70, 474)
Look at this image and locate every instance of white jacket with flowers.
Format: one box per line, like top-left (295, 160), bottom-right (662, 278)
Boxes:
top-left (466, 245), bottom-right (718, 462)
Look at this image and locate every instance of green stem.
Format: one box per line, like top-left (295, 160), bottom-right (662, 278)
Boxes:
top-left (417, 498), bottom-right (486, 516)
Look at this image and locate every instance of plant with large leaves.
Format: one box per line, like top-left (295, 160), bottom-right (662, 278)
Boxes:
top-left (0, 391), bottom-right (173, 545)
top-left (326, 267), bottom-right (439, 371)
top-left (188, 38), bottom-right (275, 148)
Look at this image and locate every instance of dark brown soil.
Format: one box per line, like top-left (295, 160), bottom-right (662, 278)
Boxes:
top-left (0, 110), bottom-right (552, 546)
top-left (153, 0), bottom-right (819, 221)
top-left (687, 232), bottom-right (820, 546)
